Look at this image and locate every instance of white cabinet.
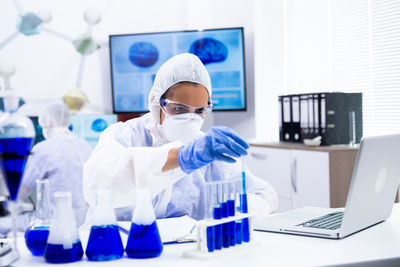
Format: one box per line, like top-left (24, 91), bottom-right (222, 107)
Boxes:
top-left (244, 144), bottom-right (357, 212)
top-left (290, 149), bottom-right (330, 209)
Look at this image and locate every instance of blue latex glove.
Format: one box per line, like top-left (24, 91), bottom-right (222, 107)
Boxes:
top-left (178, 126), bottom-right (249, 174)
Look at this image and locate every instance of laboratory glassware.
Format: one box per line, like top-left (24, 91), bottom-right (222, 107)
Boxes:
top-left (125, 189), bottom-right (163, 258)
top-left (85, 190), bottom-right (124, 261)
top-left (44, 191), bottom-right (83, 263)
top-left (24, 179), bottom-right (51, 256)
top-left (0, 90), bottom-right (35, 262)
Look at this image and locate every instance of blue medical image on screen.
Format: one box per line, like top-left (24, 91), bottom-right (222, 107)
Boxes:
top-left (91, 118), bottom-right (108, 132)
top-left (110, 28), bottom-right (246, 113)
top-left (189, 38), bottom-right (228, 65)
top-left (209, 71), bottom-right (241, 88)
top-left (70, 115), bottom-right (117, 148)
top-left (129, 42), bottom-right (159, 68)
top-left (212, 90), bottom-right (243, 110)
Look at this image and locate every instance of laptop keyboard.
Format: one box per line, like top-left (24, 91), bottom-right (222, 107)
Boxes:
top-left (297, 211), bottom-right (344, 230)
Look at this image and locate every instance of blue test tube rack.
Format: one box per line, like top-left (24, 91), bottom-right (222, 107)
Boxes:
top-left (183, 212), bottom-right (255, 260)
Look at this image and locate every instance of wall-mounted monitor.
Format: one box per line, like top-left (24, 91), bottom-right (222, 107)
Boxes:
top-left (109, 27), bottom-right (247, 113)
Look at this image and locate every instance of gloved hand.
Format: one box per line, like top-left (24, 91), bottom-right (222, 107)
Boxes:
top-left (178, 126), bottom-right (249, 174)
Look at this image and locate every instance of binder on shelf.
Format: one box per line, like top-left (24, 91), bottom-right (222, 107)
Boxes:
top-left (308, 94), bottom-right (315, 139)
top-left (319, 93), bottom-right (326, 138)
top-left (291, 95), bottom-right (301, 142)
top-left (278, 92), bottom-right (362, 146)
top-left (320, 92), bottom-right (363, 145)
top-left (313, 94), bottom-right (320, 137)
top-left (278, 96), bottom-right (283, 141)
top-left (282, 96), bottom-right (291, 141)
top-left (300, 95), bottom-right (309, 140)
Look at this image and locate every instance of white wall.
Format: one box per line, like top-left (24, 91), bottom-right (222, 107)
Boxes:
top-left (0, 0), bottom-right (259, 138)
top-left (252, 0), bottom-right (331, 142)
top-left (253, 0), bottom-right (285, 142)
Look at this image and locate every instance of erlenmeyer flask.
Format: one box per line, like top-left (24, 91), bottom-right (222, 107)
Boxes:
top-left (24, 179), bottom-right (51, 256)
top-left (125, 189), bottom-right (163, 258)
top-left (44, 191), bottom-right (83, 263)
top-left (85, 190), bottom-right (124, 261)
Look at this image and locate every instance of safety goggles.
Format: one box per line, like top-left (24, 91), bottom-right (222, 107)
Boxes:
top-left (160, 97), bottom-right (213, 118)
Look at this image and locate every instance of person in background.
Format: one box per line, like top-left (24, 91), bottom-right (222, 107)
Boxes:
top-left (19, 102), bottom-right (93, 227)
top-left (83, 53), bottom-right (278, 223)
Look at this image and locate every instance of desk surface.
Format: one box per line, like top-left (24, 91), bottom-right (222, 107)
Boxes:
top-left (4, 204), bottom-right (400, 267)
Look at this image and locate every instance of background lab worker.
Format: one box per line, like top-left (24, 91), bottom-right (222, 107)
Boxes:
top-left (19, 102), bottom-right (93, 227)
top-left (83, 53), bottom-right (278, 221)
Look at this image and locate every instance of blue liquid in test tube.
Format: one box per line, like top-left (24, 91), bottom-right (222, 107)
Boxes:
top-left (221, 200), bottom-right (230, 248)
top-left (206, 226), bottom-right (215, 252)
top-left (241, 162), bottom-right (250, 243)
top-left (227, 199), bottom-right (236, 247)
top-left (235, 221), bottom-right (242, 244)
top-left (206, 182), bottom-right (215, 252)
top-left (240, 194), bottom-right (250, 243)
top-left (213, 206), bottom-right (222, 250)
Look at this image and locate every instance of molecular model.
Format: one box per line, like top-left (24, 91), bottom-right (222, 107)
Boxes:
top-left (0, 0), bottom-right (104, 113)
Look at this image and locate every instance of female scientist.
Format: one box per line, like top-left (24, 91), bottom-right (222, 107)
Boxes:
top-left (83, 53), bottom-right (278, 221)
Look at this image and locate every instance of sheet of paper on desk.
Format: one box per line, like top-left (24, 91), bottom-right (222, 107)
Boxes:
top-left (118, 215), bottom-right (197, 244)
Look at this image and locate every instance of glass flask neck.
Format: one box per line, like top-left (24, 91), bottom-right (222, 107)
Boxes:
top-left (93, 189), bottom-right (117, 226)
top-left (2, 90), bottom-right (20, 113)
top-left (36, 179), bottom-right (51, 223)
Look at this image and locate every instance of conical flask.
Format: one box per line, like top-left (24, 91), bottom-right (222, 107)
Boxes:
top-left (24, 179), bottom-right (51, 256)
top-left (125, 189), bottom-right (163, 258)
top-left (85, 190), bottom-right (124, 261)
top-left (44, 191), bottom-right (83, 263)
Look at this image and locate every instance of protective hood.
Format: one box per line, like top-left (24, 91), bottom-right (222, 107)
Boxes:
top-left (144, 53), bottom-right (212, 146)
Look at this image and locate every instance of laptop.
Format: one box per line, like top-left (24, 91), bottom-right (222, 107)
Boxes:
top-left (254, 134), bottom-right (400, 239)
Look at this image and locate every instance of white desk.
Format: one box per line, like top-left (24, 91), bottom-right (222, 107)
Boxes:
top-left (4, 204), bottom-right (400, 267)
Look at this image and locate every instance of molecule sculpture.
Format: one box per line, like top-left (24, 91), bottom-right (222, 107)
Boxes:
top-left (0, 0), bottom-right (104, 113)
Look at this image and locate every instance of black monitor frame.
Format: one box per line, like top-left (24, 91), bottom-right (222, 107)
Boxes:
top-left (109, 27), bottom-right (247, 114)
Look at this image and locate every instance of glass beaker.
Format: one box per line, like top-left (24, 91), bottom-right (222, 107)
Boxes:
top-left (125, 189), bottom-right (163, 258)
top-left (85, 190), bottom-right (124, 261)
top-left (24, 179), bottom-right (51, 256)
top-left (44, 191), bottom-right (83, 263)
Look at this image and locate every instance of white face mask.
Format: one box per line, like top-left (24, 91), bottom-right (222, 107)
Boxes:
top-left (42, 127), bottom-right (71, 139)
top-left (161, 113), bottom-right (204, 144)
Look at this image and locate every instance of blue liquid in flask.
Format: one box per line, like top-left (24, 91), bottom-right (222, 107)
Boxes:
top-left (24, 226), bottom-right (50, 256)
top-left (0, 137), bottom-right (33, 201)
top-left (44, 240), bottom-right (83, 263)
top-left (86, 224), bottom-right (124, 261)
top-left (125, 221), bottom-right (163, 258)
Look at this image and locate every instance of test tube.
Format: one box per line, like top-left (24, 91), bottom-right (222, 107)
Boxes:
top-left (240, 178), bottom-right (250, 243)
top-left (234, 179), bottom-right (243, 245)
top-left (206, 183), bottom-right (215, 252)
top-left (221, 181), bottom-right (230, 248)
top-left (213, 182), bottom-right (223, 250)
top-left (227, 180), bottom-right (236, 247)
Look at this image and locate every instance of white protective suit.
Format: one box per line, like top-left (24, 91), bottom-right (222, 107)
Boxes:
top-left (83, 53), bottom-right (278, 221)
top-left (19, 102), bottom-right (93, 227)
